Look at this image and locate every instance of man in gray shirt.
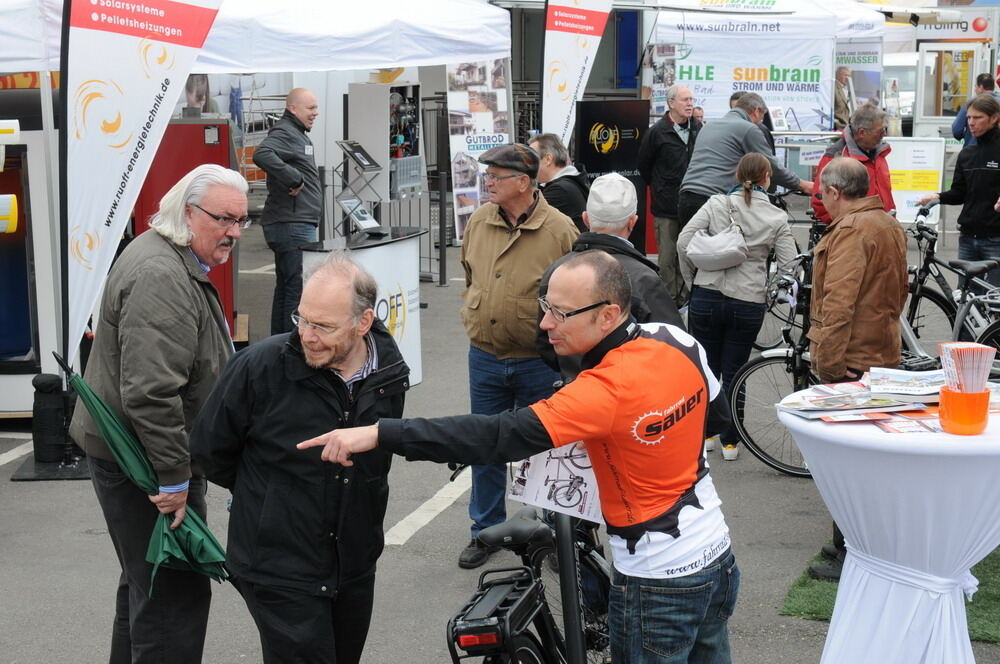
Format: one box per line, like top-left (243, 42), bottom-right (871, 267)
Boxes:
top-left (678, 93), bottom-right (812, 224)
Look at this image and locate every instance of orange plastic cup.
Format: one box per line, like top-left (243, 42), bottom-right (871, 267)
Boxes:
top-left (939, 386), bottom-right (990, 435)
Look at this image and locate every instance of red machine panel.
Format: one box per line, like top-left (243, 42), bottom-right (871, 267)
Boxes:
top-left (133, 119), bottom-right (238, 331)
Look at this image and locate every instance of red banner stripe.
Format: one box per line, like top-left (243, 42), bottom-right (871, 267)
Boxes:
top-left (70, 0), bottom-right (218, 49)
top-left (545, 5), bottom-right (610, 36)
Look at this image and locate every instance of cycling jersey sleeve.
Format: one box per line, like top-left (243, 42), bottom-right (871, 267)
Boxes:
top-left (529, 363), bottom-right (620, 447)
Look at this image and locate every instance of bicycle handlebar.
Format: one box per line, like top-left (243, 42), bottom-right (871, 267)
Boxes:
top-left (916, 199), bottom-right (941, 217)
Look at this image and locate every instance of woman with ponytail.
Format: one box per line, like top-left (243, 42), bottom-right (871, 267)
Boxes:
top-left (677, 152), bottom-right (797, 460)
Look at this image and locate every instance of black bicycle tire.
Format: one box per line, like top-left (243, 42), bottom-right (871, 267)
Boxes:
top-left (482, 633), bottom-right (550, 664)
top-left (906, 287), bottom-right (956, 357)
top-left (975, 319), bottom-right (1000, 378)
top-left (730, 354), bottom-right (813, 478)
top-left (529, 546), bottom-right (611, 664)
top-left (567, 446), bottom-right (592, 470)
top-left (552, 484), bottom-right (583, 508)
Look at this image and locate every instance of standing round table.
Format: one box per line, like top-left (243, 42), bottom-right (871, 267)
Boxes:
top-left (779, 407), bottom-right (1000, 664)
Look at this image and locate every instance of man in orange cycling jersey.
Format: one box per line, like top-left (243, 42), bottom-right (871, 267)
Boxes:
top-left (300, 250), bottom-right (738, 664)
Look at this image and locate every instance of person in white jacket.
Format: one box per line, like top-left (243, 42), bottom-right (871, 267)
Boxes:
top-left (678, 152), bottom-right (797, 460)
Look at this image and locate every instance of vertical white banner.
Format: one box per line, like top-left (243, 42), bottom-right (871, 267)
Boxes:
top-left (445, 58), bottom-right (512, 242)
top-left (65, 0), bottom-right (222, 365)
top-left (541, 0), bottom-right (613, 145)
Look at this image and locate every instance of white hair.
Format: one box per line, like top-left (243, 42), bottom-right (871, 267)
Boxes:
top-left (148, 164), bottom-right (248, 245)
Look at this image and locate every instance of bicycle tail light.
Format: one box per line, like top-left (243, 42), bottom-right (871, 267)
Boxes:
top-left (454, 617), bottom-right (503, 653)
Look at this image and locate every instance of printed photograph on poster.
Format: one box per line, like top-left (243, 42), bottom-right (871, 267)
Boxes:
top-left (641, 44), bottom-right (678, 117)
top-left (455, 192), bottom-right (479, 214)
top-left (469, 90), bottom-right (498, 113)
top-left (452, 152), bottom-right (479, 188)
top-left (509, 442), bottom-right (603, 524)
top-left (450, 110), bottom-right (474, 136)
top-left (448, 63), bottom-right (487, 90)
top-left (456, 212), bottom-right (473, 240)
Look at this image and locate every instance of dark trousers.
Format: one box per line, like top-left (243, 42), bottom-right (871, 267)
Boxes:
top-left (232, 574), bottom-right (376, 664)
top-left (678, 191), bottom-right (711, 226)
top-left (89, 457), bottom-right (211, 664)
top-left (958, 234), bottom-right (1000, 289)
top-left (687, 287), bottom-right (765, 445)
top-left (263, 221), bottom-right (319, 335)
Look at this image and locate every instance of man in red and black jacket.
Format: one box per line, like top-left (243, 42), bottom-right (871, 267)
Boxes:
top-left (811, 105), bottom-right (895, 224)
top-left (301, 251), bottom-right (739, 664)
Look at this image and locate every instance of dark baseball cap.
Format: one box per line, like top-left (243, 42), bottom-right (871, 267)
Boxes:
top-left (478, 143), bottom-right (540, 179)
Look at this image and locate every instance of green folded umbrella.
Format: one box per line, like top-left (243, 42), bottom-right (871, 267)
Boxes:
top-left (56, 354), bottom-right (228, 587)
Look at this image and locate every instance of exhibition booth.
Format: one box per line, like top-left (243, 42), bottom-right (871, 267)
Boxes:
top-left (0, 0), bottom-right (512, 415)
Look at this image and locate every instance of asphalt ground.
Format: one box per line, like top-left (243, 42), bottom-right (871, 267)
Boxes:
top-left (2, 197), bottom-right (998, 663)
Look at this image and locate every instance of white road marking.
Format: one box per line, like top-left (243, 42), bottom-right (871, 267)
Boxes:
top-left (449, 278), bottom-right (464, 282)
top-left (384, 470), bottom-right (472, 546)
top-left (239, 264), bottom-right (275, 275)
top-left (0, 442), bottom-right (33, 467)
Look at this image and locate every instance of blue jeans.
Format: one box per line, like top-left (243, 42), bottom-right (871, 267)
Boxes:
top-left (687, 287), bottom-right (765, 445)
top-left (263, 222), bottom-right (318, 335)
top-left (958, 234), bottom-right (1000, 288)
top-left (609, 549), bottom-right (740, 664)
top-left (468, 346), bottom-right (559, 536)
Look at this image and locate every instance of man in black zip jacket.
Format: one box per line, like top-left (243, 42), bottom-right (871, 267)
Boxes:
top-left (919, 94), bottom-right (1000, 287)
top-left (530, 132), bottom-right (590, 232)
top-left (190, 252), bottom-right (409, 664)
top-left (536, 173), bottom-right (684, 378)
top-left (254, 88), bottom-right (322, 334)
top-left (637, 84), bottom-right (701, 304)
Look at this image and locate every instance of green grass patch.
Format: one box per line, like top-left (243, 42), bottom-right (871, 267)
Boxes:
top-left (781, 548), bottom-right (1000, 643)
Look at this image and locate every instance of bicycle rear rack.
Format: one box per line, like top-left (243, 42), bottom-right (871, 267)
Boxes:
top-left (446, 566), bottom-right (546, 663)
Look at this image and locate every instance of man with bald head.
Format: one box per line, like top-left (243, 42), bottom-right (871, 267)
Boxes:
top-left (254, 87), bottom-right (322, 335)
top-left (301, 250), bottom-right (739, 663)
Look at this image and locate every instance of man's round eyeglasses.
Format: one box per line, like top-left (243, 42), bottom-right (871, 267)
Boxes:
top-left (192, 203), bottom-right (252, 229)
top-left (483, 172), bottom-right (523, 183)
top-left (538, 296), bottom-right (610, 323)
top-left (291, 313), bottom-right (338, 336)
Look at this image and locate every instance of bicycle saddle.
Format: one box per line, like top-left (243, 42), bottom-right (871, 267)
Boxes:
top-left (478, 508), bottom-right (553, 549)
top-left (947, 259), bottom-right (1000, 277)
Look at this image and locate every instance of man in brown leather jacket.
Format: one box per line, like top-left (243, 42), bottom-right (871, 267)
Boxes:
top-left (807, 156), bottom-right (907, 582)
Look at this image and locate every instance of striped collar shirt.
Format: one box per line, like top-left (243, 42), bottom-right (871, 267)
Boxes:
top-left (334, 333), bottom-right (379, 392)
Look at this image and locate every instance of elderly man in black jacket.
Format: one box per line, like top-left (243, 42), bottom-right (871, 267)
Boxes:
top-left (253, 87), bottom-right (322, 335)
top-left (530, 132), bottom-right (590, 232)
top-left (638, 84), bottom-right (701, 304)
top-left (537, 172), bottom-right (684, 379)
top-left (190, 252), bottom-right (409, 664)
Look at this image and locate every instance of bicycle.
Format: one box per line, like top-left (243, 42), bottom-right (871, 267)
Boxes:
top-left (447, 506), bottom-right (612, 664)
top-left (729, 227), bottom-right (939, 478)
top-left (953, 287), bottom-right (1000, 378)
top-left (904, 200), bottom-right (1000, 355)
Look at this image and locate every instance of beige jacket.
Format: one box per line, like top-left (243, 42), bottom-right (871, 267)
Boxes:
top-left (808, 196), bottom-right (908, 382)
top-left (461, 195), bottom-right (577, 358)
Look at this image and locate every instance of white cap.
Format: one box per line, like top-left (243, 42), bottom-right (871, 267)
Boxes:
top-left (586, 173), bottom-right (637, 226)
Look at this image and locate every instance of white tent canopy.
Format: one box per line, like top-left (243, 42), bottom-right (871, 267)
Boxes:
top-left (1, 0), bottom-right (512, 74)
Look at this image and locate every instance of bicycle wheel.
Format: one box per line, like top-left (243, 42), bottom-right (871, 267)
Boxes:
top-left (552, 484), bottom-right (583, 508)
top-left (975, 319), bottom-right (1000, 378)
top-left (730, 354), bottom-right (813, 477)
top-left (905, 288), bottom-right (956, 358)
top-left (530, 546), bottom-right (611, 664)
top-left (567, 445), bottom-right (592, 470)
top-left (482, 633), bottom-right (549, 664)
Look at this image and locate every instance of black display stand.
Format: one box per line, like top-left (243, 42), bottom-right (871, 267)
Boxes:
top-left (11, 453), bottom-right (89, 481)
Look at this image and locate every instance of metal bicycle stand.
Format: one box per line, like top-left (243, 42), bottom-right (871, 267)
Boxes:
top-left (554, 512), bottom-right (586, 664)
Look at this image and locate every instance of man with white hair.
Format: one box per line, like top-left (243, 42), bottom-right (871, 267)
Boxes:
top-left (638, 84), bottom-right (701, 303)
top-left (70, 164), bottom-right (249, 663)
top-left (537, 172), bottom-right (683, 378)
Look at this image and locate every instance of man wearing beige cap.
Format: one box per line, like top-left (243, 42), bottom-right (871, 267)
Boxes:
top-left (537, 172), bottom-right (683, 379)
top-left (457, 143), bottom-right (578, 568)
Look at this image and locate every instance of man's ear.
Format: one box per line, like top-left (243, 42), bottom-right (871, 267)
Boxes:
top-left (582, 211), bottom-right (592, 230)
top-left (357, 309), bottom-right (375, 336)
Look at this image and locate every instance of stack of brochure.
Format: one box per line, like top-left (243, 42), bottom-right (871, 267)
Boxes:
top-left (868, 367), bottom-right (945, 403)
top-left (777, 389), bottom-right (923, 420)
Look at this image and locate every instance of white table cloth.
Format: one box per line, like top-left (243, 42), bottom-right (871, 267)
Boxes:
top-left (779, 408), bottom-right (1000, 664)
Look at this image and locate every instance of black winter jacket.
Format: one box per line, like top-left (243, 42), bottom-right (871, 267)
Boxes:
top-left (540, 169), bottom-right (590, 232)
top-left (939, 127), bottom-right (1000, 238)
top-left (535, 232), bottom-right (685, 377)
top-left (252, 109), bottom-right (322, 225)
top-left (637, 115), bottom-right (701, 217)
top-left (190, 322), bottom-right (409, 596)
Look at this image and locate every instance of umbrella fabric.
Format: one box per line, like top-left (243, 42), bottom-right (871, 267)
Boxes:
top-left (60, 356), bottom-right (228, 586)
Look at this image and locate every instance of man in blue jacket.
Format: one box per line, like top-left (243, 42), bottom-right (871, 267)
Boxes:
top-left (254, 88), bottom-right (322, 335)
top-left (951, 74), bottom-right (1000, 146)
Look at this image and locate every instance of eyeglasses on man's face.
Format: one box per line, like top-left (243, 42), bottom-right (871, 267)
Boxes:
top-left (192, 203), bottom-right (252, 229)
top-left (483, 171), bottom-right (524, 184)
top-left (291, 313), bottom-right (340, 336)
top-left (537, 296), bottom-right (610, 323)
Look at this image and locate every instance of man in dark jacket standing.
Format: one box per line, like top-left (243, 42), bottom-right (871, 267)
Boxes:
top-left (638, 84), bottom-right (700, 303)
top-left (191, 252), bottom-right (409, 664)
top-left (253, 87), bottom-right (322, 335)
top-left (537, 173), bottom-right (684, 378)
top-left (530, 132), bottom-right (590, 232)
top-left (919, 94), bottom-right (1000, 287)
top-left (69, 164), bottom-right (249, 664)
